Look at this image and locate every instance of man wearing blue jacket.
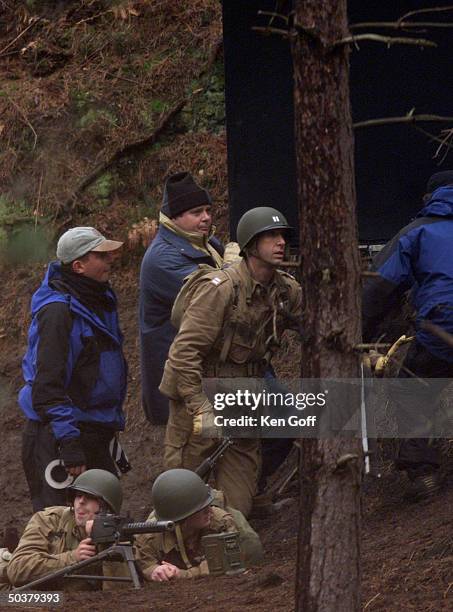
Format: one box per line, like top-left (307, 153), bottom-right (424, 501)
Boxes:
top-left (19, 227), bottom-right (128, 511)
top-left (139, 172), bottom-right (224, 424)
top-left (363, 171), bottom-right (453, 500)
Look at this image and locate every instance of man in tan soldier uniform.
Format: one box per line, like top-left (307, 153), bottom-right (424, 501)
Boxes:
top-left (135, 468), bottom-right (263, 581)
top-left (160, 207), bottom-right (301, 517)
top-left (5, 469), bottom-right (123, 590)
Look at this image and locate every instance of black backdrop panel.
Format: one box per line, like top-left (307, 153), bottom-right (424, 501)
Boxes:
top-left (222, 0), bottom-right (297, 242)
top-left (223, 0), bottom-right (453, 243)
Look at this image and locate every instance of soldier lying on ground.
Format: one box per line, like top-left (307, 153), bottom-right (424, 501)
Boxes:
top-left (3, 469), bottom-right (124, 591)
top-left (135, 469), bottom-right (263, 581)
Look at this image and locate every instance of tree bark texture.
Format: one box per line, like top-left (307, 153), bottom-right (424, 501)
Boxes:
top-left (291, 2), bottom-right (362, 611)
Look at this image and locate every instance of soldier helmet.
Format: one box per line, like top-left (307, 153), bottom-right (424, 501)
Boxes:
top-left (237, 206), bottom-right (291, 254)
top-left (67, 469), bottom-right (122, 514)
top-left (152, 469), bottom-right (214, 522)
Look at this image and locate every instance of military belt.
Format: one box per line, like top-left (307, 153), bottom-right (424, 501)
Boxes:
top-left (203, 361), bottom-right (266, 378)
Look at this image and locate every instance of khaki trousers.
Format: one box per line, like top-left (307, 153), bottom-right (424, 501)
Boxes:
top-left (164, 400), bottom-right (260, 517)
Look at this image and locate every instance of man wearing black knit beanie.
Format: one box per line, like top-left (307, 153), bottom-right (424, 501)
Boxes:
top-left (139, 172), bottom-right (224, 424)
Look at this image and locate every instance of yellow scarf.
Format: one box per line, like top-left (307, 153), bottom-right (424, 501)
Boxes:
top-left (159, 212), bottom-right (223, 268)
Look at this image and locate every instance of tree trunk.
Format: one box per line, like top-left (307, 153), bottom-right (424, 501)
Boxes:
top-left (291, 2), bottom-right (362, 610)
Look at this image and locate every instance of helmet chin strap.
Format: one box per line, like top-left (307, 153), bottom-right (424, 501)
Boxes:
top-left (175, 523), bottom-right (192, 569)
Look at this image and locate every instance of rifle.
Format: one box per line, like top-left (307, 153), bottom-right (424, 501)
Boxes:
top-left (196, 438), bottom-right (233, 481)
top-left (13, 517), bottom-right (174, 591)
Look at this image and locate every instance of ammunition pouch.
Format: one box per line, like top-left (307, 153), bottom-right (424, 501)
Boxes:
top-left (202, 531), bottom-right (245, 576)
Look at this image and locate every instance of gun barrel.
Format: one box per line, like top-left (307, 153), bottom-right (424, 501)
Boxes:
top-left (121, 520), bottom-right (174, 536)
top-left (196, 438), bottom-right (233, 479)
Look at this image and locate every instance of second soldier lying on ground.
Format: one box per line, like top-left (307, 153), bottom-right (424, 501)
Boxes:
top-left (135, 469), bottom-right (263, 581)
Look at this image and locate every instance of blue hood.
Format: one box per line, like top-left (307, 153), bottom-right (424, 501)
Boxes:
top-left (417, 186), bottom-right (453, 218)
top-left (31, 261), bottom-right (69, 316)
top-left (32, 261), bottom-right (119, 344)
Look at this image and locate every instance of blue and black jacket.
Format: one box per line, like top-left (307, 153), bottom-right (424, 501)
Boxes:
top-left (19, 262), bottom-right (127, 440)
top-left (139, 225), bottom-right (223, 423)
top-left (362, 186), bottom-right (453, 362)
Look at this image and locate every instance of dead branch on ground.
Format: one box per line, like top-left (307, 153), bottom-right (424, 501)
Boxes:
top-left (57, 37), bottom-right (223, 222)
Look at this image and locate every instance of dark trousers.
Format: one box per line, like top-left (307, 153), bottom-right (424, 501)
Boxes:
top-left (22, 420), bottom-right (117, 512)
top-left (391, 342), bottom-right (453, 478)
top-left (258, 438), bottom-right (294, 493)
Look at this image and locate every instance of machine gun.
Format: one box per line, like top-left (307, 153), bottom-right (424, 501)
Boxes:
top-left (195, 437), bottom-right (233, 481)
top-left (13, 517), bottom-right (174, 591)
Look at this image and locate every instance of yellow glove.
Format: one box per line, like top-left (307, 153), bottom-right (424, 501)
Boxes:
top-left (191, 400), bottom-right (217, 436)
top-left (375, 335), bottom-right (414, 377)
top-left (367, 349), bottom-right (383, 370)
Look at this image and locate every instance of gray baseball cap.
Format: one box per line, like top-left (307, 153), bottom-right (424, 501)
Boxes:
top-left (56, 227), bottom-right (123, 264)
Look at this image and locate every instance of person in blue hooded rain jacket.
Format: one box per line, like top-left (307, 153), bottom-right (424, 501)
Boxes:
top-left (139, 172), bottom-right (224, 424)
top-left (19, 227), bottom-right (128, 512)
top-left (363, 170), bottom-right (453, 500)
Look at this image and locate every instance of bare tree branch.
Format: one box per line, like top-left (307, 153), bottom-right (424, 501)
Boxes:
top-left (398, 5), bottom-right (453, 26)
top-left (351, 21), bottom-right (453, 31)
top-left (58, 99), bottom-right (186, 218)
top-left (413, 125), bottom-right (453, 157)
top-left (434, 128), bottom-right (453, 163)
top-left (56, 38), bottom-right (223, 221)
top-left (257, 10), bottom-right (289, 24)
top-left (336, 33), bottom-right (436, 48)
top-left (4, 92), bottom-right (38, 150)
top-left (353, 112), bottom-right (453, 129)
top-left (252, 25), bottom-right (293, 38)
top-left (0, 17), bottom-right (42, 58)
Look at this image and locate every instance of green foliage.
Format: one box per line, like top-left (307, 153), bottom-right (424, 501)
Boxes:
top-left (150, 99), bottom-right (169, 114)
top-left (140, 99), bottom-right (170, 130)
top-left (88, 172), bottom-right (116, 208)
top-left (0, 195), bottom-right (29, 224)
top-left (79, 109), bottom-right (118, 129)
top-left (71, 90), bottom-right (118, 129)
top-left (0, 227), bottom-right (8, 256)
top-left (72, 89), bottom-right (95, 113)
top-left (142, 51), bottom-right (175, 74)
top-left (183, 61), bottom-right (225, 133)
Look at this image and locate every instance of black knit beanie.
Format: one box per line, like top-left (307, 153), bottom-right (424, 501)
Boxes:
top-left (426, 170), bottom-right (453, 194)
top-left (161, 172), bottom-right (212, 217)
